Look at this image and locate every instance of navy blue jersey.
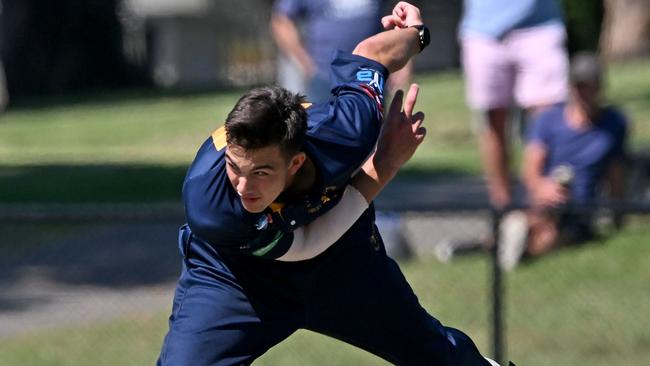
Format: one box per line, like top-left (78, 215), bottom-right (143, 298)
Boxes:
top-left (183, 52), bottom-right (387, 258)
top-left (527, 103), bottom-right (628, 203)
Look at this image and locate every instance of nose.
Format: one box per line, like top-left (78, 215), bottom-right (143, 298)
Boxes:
top-left (236, 176), bottom-right (249, 195)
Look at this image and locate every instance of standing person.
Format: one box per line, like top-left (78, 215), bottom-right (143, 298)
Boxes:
top-left (271, 0), bottom-right (412, 103)
top-left (158, 3), bottom-right (497, 365)
top-left (498, 52), bottom-right (628, 270)
top-left (459, 0), bottom-right (570, 208)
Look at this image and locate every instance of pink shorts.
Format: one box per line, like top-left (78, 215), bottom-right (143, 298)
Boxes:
top-left (461, 24), bottom-right (569, 110)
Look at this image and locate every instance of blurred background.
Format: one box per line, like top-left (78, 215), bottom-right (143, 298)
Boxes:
top-left (1, 0), bottom-right (649, 365)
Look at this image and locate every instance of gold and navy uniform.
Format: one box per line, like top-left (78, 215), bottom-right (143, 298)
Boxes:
top-left (183, 51), bottom-right (386, 258)
top-left (158, 52), bottom-right (492, 366)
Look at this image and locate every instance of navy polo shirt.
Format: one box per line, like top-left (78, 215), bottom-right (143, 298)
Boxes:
top-left (183, 52), bottom-right (387, 258)
top-left (527, 103), bottom-right (628, 203)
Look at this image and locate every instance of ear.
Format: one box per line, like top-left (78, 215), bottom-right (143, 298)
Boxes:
top-left (287, 152), bottom-right (306, 175)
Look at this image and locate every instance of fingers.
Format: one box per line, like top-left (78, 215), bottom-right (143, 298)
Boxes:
top-left (411, 111), bottom-right (425, 129)
top-left (415, 127), bottom-right (427, 144)
top-left (394, 2), bottom-right (422, 27)
top-left (381, 15), bottom-right (398, 30)
top-left (382, 14), bottom-right (405, 29)
top-left (411, 111), bottom-right (426, 144)
top-left (393, 5), bottom-right (405, 23)
top-left (403, 83), bottom-right (419, 118)
top-left (389, 89), bottom-right (404, 119)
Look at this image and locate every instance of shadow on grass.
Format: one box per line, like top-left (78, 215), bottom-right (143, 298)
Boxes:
top-left (0, 162), bottom-right (483, 313)
top-left (0, 219), bottom-right (183, 313)
top-left (0, 163), bottom-right (188, 312)
top-left (0, 163), bottom-right (480, 203)
top-left (0, 163), bottom-right (188, 203)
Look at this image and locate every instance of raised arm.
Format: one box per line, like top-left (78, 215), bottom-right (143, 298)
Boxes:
top-left (353, 2), bottom-right (428, 73)
top-left (278, 84), bottom-right (425, 261)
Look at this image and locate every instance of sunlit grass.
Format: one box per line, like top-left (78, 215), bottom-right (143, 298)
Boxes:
top-left (1, 218), bottom-right (648, 365)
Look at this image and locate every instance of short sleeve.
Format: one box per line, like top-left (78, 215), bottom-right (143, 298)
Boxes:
top-left (303, 51), bottom-right (389, 187)
top-left (526, 108), bottom-right (554, 148)
top-left (329, 51), bottom-right (388, 110)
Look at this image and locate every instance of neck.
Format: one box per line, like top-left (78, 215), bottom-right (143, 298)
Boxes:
top-left (565, 100), bottom-right (599, 129)
top-left (285, 156), bottom-right (317, 197)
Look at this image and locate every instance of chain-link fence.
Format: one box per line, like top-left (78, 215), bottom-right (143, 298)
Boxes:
top-left (1, 192), bottom-right (648, 365)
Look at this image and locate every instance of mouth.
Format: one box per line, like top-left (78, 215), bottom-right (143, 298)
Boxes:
top-left (241, 195), bottom-right (261, 205)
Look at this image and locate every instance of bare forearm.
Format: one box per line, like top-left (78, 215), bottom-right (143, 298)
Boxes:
top-left (351, 154), bottom-right (397, 203)
top-left (523, 144), bottom-right (547, 195)
top-left (353, 27), bottom-right (421, 73)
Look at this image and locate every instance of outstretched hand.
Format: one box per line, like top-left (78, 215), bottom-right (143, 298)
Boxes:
top-left (373, 83), bottom-right (426, 175)
top-left (381, 1), bottom-right (423, 29)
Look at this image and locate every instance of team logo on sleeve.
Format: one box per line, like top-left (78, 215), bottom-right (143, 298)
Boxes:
top-left (356, 68), bottom-right (384, 110)
top-left (356, 68), bottom-right (384, 93)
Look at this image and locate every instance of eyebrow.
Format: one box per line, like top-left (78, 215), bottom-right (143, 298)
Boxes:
top-left (225, 152), bottom-right (276, 171)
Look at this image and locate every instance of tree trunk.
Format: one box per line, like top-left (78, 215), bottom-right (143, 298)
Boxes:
top-left (601, 0), bottom-right (650, 59)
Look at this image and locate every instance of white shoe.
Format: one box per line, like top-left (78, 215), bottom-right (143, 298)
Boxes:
top-left (434, 239), bottom-right (455, 263)
top-left (498, 211), bottom-right (528, 271)
top-left (484, 357), bottom-right (501, 366)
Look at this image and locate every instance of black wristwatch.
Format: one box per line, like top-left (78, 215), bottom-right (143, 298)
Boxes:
top-left (410, 25), bottom-right (430, 52)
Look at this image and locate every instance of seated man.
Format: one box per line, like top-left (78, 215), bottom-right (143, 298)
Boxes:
top-left (158, 2), bottom-right (497, 365)
top-left (499, 52), bottom-right (628, 271)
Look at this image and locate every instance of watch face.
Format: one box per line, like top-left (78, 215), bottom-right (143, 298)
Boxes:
top-left (422, 26), bottom-right (430, 48)
top-left (411, 25), bottom-right (430, 51)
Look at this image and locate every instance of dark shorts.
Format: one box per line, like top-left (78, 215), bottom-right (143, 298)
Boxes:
top-left (558, 210), bottom-right (594, 243)
top-left (157, 212), bottom-right (490, 366)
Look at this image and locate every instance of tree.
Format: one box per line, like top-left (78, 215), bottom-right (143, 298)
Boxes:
top-left (601, 0), bottom-right (650, 59)
top-left (562, 0), bottom-right (605, 55)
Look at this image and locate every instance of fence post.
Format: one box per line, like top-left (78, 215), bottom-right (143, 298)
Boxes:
top-left (490, 208), bottom-right (505, 365)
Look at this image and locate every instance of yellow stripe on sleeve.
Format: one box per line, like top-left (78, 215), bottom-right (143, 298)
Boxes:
top-left (211, 126), bottom-right (227, 150)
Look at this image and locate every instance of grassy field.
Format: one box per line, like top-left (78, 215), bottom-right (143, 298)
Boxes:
top-left (0, 218), bottom-right (648, 365)
top-left (1, 59), bottom-right (649, 202)
top-left (1, 59), bottom-right (649, 365)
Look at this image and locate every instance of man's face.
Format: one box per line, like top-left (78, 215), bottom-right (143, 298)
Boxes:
top-left (225, 144), bottom-right (304, 213)
top-left (572, 81), bottom-right (602, 111)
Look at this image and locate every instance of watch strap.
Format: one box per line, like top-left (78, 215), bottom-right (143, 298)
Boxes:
top-left (410, 24), bottom-right (430, 52)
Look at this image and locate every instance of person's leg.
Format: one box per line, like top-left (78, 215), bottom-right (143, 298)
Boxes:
top-left (512, 24), bottom-right (569, 113)
top-left (461, 35), bottom-right (515, 208)
top-left (157, 229), bottom-right (300, 366)
top-left (481, 108), bottom-right (512, 208)
top-left (526, 209), bottom-right (560, 257)
top-left (305, 221), bottom-right (491, 365)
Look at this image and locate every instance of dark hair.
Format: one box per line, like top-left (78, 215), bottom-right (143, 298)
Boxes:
top-left (225, 86), bottom-right (307, 157)
top-left (570, 51), bottom-right (604, 87)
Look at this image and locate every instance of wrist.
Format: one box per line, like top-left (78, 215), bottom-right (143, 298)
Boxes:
top-left (372, 155), bottom-right (399, 184)
top-left (409, 25), bottom-right (430, 52)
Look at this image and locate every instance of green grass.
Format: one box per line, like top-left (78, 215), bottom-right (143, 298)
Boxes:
top-left (1, 218), bottom-right (648, 365)
top-left (2, 58), bottom-right (649, 202)
top-left (1, 59), bottom-right (649, 364)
